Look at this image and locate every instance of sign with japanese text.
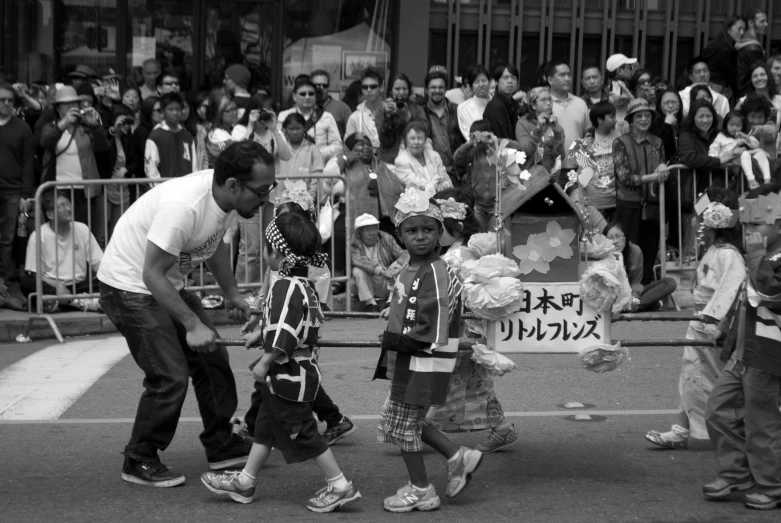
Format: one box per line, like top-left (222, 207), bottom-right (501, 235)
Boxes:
top-left (487, 282), bottom-right (610, 354)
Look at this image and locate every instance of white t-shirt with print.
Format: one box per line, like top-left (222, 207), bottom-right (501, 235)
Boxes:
top-left (98, 170), bottom-right (236, 294)
top-left (26, 222), bottom-right (103, 284)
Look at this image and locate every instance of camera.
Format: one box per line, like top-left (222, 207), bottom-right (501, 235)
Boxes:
top-left (259, 109), bottom-right (275, 122)
top-left (394, 98), bottom-right (405, 109)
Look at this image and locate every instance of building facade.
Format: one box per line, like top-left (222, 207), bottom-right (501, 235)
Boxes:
top-left (1, 0), bottom-right (779, 99)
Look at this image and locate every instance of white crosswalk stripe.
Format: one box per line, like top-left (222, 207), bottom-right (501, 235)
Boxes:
top-left (0, 336), bottom-right (128, 420)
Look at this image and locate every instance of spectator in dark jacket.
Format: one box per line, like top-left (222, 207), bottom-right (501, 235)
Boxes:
top-left (131, 96), bottom-right (160, 191)
top-left (483, 64), bottom-right (520, 140)
top-left (374, 73), bottom-right (426, 166)
top-left (737, 9), bottom-right (768, 96)
top-left (422, 69), bottom-right (464, 182)
top-left (650, 89), bottom-right (684, 163)
top-left (105, 104), bottom-right (138, 239)
top-left (702, 15), bottom-right (745, 100)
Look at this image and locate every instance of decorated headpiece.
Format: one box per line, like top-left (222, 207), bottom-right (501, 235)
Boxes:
top-left (435, 197), bottom-right (468, 220)
top-left (394, 186), bottom-right (443, 226)
top-left (274, 179), bottom-right (315, 215)
top-left (739, 190), bottom-right (781, 224)
top-left (264, 218), bottom-right (328, 277)
top-left (701, 202), bottom-right (738, 229)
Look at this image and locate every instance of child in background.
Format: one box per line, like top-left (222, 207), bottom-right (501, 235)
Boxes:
top-left (585, 101), bottom-right (623, 223)
top-left (703, 183), bottom-right (781, 511)
top-left (375, 186), bottom-right (482, 512)
top-left (201, 213), bottom-right (361, 512)
top-left (452, 120), bottom-right (498, 232)
top-left (709, 111), bottom-right (770, 189)
top-left (645, 188), bottom-right (745, 449)
top-left (427, 186), bottom-right (518, 452)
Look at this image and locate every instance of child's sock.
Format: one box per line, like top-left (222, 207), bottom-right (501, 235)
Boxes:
top-left (237, 470), bottom-right (256, 487)
top-left (327, 472), bottom-right (350, 490)
top-left (447, 447), bottom-right (463, 463)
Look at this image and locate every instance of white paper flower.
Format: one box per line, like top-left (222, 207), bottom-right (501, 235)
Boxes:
top-left (578, 342), bottom-right (629, 373)
top-left (579, 257), bottom-right (632, 314)
top-left (280, 179), bottom-right (314, 211)
top-left (461, 255), bottom-right (524, 321)
top-left (585, 233), bottom-right (615, 259)
top-left (519, 170), bottom-right (531, 181)
top-left (467, 233), bottom-right (498, 256)
top-left (702, 202), bottom-right (734, 229)
top-left (461, 254), bottom-right (522, 282)
top-left (395, 186), bottom-right (431, 214)
top-left (471, 343), bottom-right (516, 376)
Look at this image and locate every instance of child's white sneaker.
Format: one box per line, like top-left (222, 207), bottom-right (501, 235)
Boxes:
top-left (306, 481), bottom-right (361, 513)
top-left (446, 446), bottom-right (483, 497)
top-left (383, 482), bottom-right (440, 512)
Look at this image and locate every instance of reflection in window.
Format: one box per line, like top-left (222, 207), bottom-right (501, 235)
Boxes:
top-left (59, 0), bottom-right (118, 73)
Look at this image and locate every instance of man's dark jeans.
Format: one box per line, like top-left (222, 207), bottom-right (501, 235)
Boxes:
top-left (99, 282), bottom-right (238, 462)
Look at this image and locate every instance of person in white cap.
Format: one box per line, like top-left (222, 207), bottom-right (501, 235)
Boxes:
top-left (605, 53), bottom-right (637, 121)
top-left (350, 213), bottom-right (408, 312)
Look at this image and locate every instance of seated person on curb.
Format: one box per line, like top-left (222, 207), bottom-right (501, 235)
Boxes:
top-left (350, 213), bottom-right (409, 311)
top-left (22, 190), bottom-right (103, 312)
top-left (605, 221), bottom-right (676, 312)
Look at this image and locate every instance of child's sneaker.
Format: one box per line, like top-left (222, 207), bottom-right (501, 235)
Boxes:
top-left (383, 482), bottom-right (441, 512)
top-left (446, 446), bottom-right (483, 498)
top-left (702, 477), bottom-right (754, 500)
top-left (306, 482), bottom-right (361, 513)
top-left (200, 471), bottom-right (256, 504)
top-left (745, 492), bottom-right (781, 510)
top-left (323, 416), bottom-right (357, 446)
top-left (476, 424), bottom-right (518, 453)
top-left (645, 424), bottom-right (689, 449)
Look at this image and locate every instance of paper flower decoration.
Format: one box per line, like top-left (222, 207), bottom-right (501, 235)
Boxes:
top-left (519, 170), bottom-right (531, 181)
top-left (531, 220), bottom-right (577, 262)
top-left (436, 197), bottom-right (468, 220)
top-left (568, 136), bottom-right (597, 169)
top-left (441, 245), bottom-right (479, 280)
top-left (585, 233), bottom-right (615, 259)
top-left (513, 238), bottom-right (551, 274)
top-left (461, 255), bottom-right (524, 321)
top-left (702, 202), bottom-right (734, 229)
top-left (579, 257), bottom-right (633, 314)
top-left (467, 233), bottom-right (498, 256)
top-left (279, 179), bottom-right (314, 211)
top-left (578, 342), bottom-right (629, 373)
top-left (396, 186), bottom-right (433, 214)
top-left (471, 343), bottom-right (516, 376)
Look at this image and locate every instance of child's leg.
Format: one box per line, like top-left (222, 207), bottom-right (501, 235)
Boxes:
top-left (313, 448), bottom-right (350, 487)
top-left (401, 451), bottom-right (430, 489)
top-left (740, 150), bottom-right (759, 188)
top-left (421, 423), bottom-right (459, 459)
top-left (233, 443), bottom-right (272, 487)
top-left (751, 150), bottom-right (772, 184)
top-left (741, 366), bottom-right (781, 496)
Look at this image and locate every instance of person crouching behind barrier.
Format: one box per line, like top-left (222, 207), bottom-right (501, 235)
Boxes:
top-left (351, 213), bottom-right (409, 312)
top-left (201, 212), bottom-right (361, 512)
top-left (703, 183), bottom-right (781, 511)
top-left (374, 186), bottom-right (482, 512)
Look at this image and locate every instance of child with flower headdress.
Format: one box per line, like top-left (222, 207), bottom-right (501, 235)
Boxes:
top-left (201, 212), bottom-right (361, 512)
top-left (645, 187), bottom-right (745, 450)
top-left (703, 183), bottom-right (781, 510)
top-left (374, 186), bottom-right (482, 512)
top-left (427, 186), bottom-right (519, 452)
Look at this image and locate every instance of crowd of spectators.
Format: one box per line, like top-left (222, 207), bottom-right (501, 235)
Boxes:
top-left (0, 8), bottom-right (778, 312)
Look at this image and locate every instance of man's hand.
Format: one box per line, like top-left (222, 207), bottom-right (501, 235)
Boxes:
top-left (664, 113), bottom-right (677, 126)
top-left (746, 231), bottom-right (767, 254)
top-left (244, 329), bottom-right (263, 348)
top-left (225, 294), bottom-right (250, 323)
top-left (186, 322), bottom-right (217, 353)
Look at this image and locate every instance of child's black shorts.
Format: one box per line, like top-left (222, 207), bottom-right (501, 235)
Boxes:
top-left (253, 385), bottom-right (329, 464)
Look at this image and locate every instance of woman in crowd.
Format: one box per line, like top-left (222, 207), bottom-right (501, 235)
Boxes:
top-left (457, 64), bottom-right (492, 140)
top-left (121, 86), bottom-right (140, 132)
top-left (40, 85), bottom-right (110, 245)
top-left (651, 89), bottom-right (684, 163)
top-left (690, 84), bottom-right (714, 105)
top-left (345, 68), bottom-right (384, 149)
top-left (394, 120), bottom-right (453, 192)
top-left (191, 91), bottom-right (211, 170)
top-left (736, 62), bottom-right (781, 127)
top-left (515, 86), bottom-right (564, 174)
top-left (131, 95), bottom-right (161, 183)
top-left (701, 15), bottom-right (745, 99)
top-left (104, 104), bottom-right (138, 240)
top-left (629, 69), bottom-right (655, 105)
top-left (612, 98), bottom-right (668, 283)
top-left (768, 55), bottom-right (781, 96)
top-left (205, 91), bottom-right (238, 168)
top-left (277, 76), bottom-right (342, 162)
top-left (374, 73), bottom-right (425, 166)
top-left (605, 221), bottom-right (676, 312)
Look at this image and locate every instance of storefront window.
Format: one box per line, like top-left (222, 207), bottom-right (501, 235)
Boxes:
top-left (59, 0), bottom-right (118, 74)
top-left (126, 1), bottom-right (194, 91)
top-left (282, 0), bottom-right (394, 101)
top-left (3, 0), bottom-right (56, 82)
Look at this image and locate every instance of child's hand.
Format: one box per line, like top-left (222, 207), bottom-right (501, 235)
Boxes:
top-left (746, 231), bottom-right (767, 254)
top-left (241, 315), bottom-right (260, 336)
top-left (749, 179), bottom-right (760, 189)
top-left (252, 362), bottom-right (269, 383)
top-left (710, 329), bottom-right (724, 344)
top-left (244, 329), bottom-right (264, 349)
top-left (379, 307), bottom-right (391, 320)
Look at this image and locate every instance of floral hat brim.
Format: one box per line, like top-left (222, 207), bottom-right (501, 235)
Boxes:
top-left (393, 186), bottom-right (443, 226)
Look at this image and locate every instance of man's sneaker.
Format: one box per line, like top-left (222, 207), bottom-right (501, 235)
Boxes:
top-left (745, 492), bottom-right (781, 510)
top-left (206, 434), bottom-right (252, 470)
top-left (702, 477), bottom-right (754, 500)
top-left (121, 458), bottom-right (185, 488)
top-left (200, 471), bottom-right (256, 504)
top-left (383, 482), bottom-right (441, 512)
top-left (446, 446), bottom-right (483, 498)
top-left (476, 424), bottom-right (518, 453)
top-left (323, 416), bottom-right (357, 446)
top-left (306, 482), bottom-right (361, 513)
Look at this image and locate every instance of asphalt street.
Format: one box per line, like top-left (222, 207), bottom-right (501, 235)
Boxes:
top-left (0, 318), bottom-right (777, 522)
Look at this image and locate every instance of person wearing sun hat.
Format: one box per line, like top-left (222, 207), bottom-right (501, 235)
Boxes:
top-left (350, 213), bottom-right (408, 311)
top-left (66, 64), bottom-right (99, 89)
top-left (606, 53), bottom-right (637, 121)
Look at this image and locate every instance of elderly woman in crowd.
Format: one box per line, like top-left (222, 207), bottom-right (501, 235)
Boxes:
top-left (277, 76), bottom-right (343, 162)
top-left (394, 120), bottom-right (453, 192)
top-left (40, 85), bottom-right (110, 245)
top-left (612, 98), bottom-right (668, 283)
top-left (515, 86), bottom-right (564, 173)
top-left (457, 64), bottom-right (492, 140)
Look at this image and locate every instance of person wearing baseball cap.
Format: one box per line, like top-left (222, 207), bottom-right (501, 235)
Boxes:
top-left (351, 213), bottom-right (408, 311)
top-left (606, 54), bottom-right (637, 121)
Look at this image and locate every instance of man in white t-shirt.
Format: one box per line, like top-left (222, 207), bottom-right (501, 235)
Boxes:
top-left (98, 141), bottom-right (276, 488)
top-left (21, 191), bottom-right (103, 312)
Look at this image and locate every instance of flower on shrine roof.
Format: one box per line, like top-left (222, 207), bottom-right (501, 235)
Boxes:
top-left (531, 220), bottom-right (577, 262)
top-left (513, 236), bottom-right (551, 275)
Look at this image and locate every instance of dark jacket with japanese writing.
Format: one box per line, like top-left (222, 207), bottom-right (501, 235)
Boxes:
top-left (741, 247), bottom-right (781, 377)
top-left (373, 259), bottom-right (462, 406)
top-left (612, 132), bottom-right (665, 207)
top-left (262, 268), bottom-right (323, 402)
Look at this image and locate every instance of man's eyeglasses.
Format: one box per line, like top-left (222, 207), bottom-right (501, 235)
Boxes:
top-left (313, 83), bottom-right (329, 90)
top-left (236, 179), bottom-right (278, 200)
top-left (361, 84), bottom-right (380, 91)
top-left (0, 98), bottom-right (14, 104)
